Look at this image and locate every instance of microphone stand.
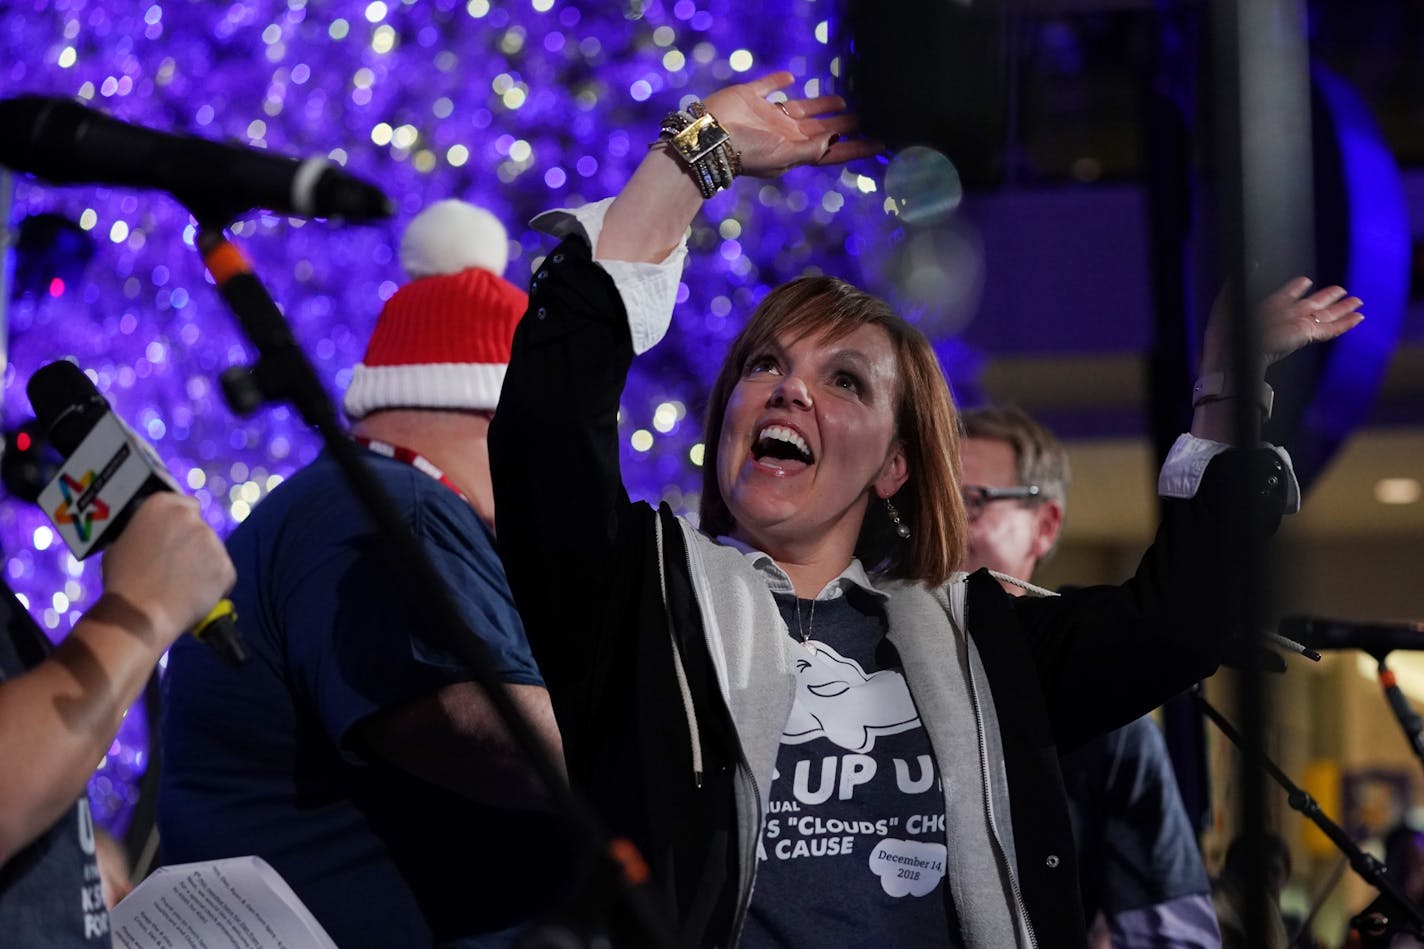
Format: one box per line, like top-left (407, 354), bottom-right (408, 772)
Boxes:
top-left (193, 223), bottom-right (676, 949)
top-left (1374, 654), bottom-right (1424, 778)
top-left (1192, 685), bottom-right (1424, 947)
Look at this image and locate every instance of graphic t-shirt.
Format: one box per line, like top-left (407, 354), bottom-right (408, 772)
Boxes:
top-left (0, 580), bottom-right (109, 946)
top-left (741, 588), bottom-right (958, 948)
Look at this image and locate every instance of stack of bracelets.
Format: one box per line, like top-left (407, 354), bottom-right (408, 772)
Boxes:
top-left (654, 100), bottom-right (743, 198)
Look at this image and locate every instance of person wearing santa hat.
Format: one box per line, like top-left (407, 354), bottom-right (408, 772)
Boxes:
top-left (159, 200), bottom-right (569, 949)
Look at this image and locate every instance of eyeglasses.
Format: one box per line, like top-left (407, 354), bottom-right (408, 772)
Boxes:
top-left (960, 484), bottom-right (1042, 519)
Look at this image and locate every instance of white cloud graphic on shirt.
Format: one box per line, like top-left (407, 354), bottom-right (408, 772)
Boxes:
top-left (869, 838), bottom-right (947, 898)
top-left (782, 643), bottom-right (920, 753)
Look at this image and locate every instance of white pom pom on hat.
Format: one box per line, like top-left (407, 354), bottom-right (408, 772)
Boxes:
top-left (399, 198), bottom-right (510, 278)
top-left (344, 199), bottom-right (528, 420)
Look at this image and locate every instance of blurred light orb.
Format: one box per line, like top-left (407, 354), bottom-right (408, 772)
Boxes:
top-left (884, 146), bottom-right (963, 227)
top-left (883, 223), bottom-right (985, 339)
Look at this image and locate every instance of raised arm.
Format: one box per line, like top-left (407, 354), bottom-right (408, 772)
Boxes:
top-left (0, 494), bottom-right (233, 867)
top-left (1010, 276), bottom-right (1364, 746)
top-left (489, 232), bottom-right (643, 720)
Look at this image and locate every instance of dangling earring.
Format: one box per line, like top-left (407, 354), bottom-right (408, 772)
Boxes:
top-left (884, 496), bottom-right (911, 539)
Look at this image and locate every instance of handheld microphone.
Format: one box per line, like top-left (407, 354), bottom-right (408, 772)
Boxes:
top-left (0, 95), bottom-right (392, 224)
top-left (28, 360), bottom-right (247, 666)
top-left (1279, 615), bottom-right (1424, 659)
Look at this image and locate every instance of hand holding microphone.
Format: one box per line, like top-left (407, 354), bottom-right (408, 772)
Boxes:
top-left (99, 493), bottom-right (237, 658)
top-left (27, 360), bottom-right (246, 665)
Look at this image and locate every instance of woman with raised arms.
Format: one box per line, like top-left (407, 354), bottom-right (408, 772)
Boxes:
top-left (490, 72), bottom-right (1362, 948)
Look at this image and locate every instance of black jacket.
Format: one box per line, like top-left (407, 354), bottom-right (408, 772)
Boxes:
top-left (492, 235), bottom-right (1288, 947)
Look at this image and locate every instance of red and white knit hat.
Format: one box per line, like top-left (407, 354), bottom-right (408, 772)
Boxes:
top-left (343, 199), bottom-right (527, 420)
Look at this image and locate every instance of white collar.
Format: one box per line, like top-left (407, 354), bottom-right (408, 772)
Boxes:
top-left (712, 535), bottom-right (888, 602)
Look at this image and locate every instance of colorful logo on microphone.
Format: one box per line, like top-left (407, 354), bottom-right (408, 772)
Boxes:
top-left (52, 471), bottom-right (112, 543)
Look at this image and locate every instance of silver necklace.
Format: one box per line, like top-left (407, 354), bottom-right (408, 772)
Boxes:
top-left (794, 596), bottom-right (817, 648)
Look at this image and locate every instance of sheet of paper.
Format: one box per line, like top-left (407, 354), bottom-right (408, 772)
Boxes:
top-left (110, 855), bottom-right (338, 949)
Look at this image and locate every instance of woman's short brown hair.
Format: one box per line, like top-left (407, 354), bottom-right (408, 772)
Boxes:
top-left (698, 275), bottom-right (966, 586)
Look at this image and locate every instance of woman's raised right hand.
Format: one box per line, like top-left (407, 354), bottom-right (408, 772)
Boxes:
top-left (703, 71), bottom-right (881, 178)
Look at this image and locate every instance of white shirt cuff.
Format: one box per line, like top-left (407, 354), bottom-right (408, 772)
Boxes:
top-left (531, 198), bottom-right (688, 356)
top-left (1158, 433), bottom-right (1301, 513)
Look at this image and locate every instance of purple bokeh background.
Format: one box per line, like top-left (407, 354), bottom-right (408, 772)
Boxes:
top-left (0, 0), bottom-right (937, 836)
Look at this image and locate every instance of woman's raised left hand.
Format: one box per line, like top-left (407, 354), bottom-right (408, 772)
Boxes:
top-left (1201, 276), bottom-right (1365, 374)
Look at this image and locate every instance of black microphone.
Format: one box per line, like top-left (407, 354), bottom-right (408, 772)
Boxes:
top-left (1280, 615), bottom-right (1424, 659)
top-left (27, 360), bottom-right (247, 666)
top-left (0, 95), bottom-right (392, 224)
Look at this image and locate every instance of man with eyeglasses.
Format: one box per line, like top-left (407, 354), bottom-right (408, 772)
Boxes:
top-left (961, 405), bottom-right (1221, 949)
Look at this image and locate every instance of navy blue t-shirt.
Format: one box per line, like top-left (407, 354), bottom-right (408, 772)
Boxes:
top-left (0, 580), bottom-right (109, 946)
top-left (1061, 716), bottom-right (1212, 917)
top-left (742, 588), bottom-right (957, 948)
top-left (159, 450), bottom-right (570, 948)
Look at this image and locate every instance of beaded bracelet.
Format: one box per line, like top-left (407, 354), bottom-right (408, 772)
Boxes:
top-left (652, 100), bottom-right (741, 198)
